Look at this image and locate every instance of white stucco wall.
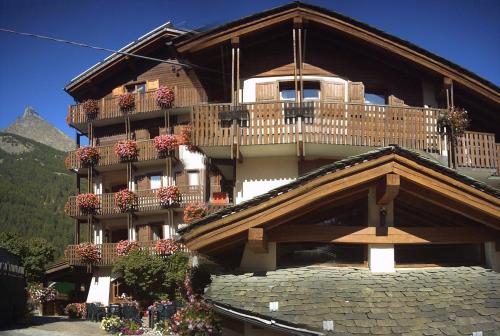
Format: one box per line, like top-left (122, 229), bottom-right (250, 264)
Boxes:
top-left (485, 242), bottom-right (500, 272)
top-left (235, 157), bottom-right (298, 204)
top-left (242, 75), bottom-right (348, 103)
top-left (368, 244), bottom-right (395, 273)
top-left (179, 145), bottom-right (205, 170)
top-left (86, 267), bottom-right (113, 306)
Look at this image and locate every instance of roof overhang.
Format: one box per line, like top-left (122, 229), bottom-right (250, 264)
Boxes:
top-left (179, 147), bottom-right (500, 252)
top-left (177, 2), bottom-right (499, 105)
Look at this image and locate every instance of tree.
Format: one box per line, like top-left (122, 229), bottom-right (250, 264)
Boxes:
top-left (0, 232), bottom-right (55, 283)
top-left (112, 250), bottom-right (189, 306)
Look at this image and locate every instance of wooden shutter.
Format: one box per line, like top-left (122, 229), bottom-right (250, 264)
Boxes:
top-left (348, 82), bottom-right (365, 103)
top-left (175, 171), bottom-right (187, 186)
top-left (112, 86), bottom-right (124, 96)
top-left (256, 82), bottom-right (278, 102)
top-left (136, 225), bottom-right (151, 242)
top-left (134, 129), bottom-right (150, 140)
top-left (388, 95), bottom-right (406, 106)
top-left (321, 82), bottom-right (345, 102)
top-left (146, 79), bottom-right (159, 91)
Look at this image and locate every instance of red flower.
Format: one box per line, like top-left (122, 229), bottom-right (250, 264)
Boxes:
top-left (116, 240), bottom-right (140, 256)
top-left (76, 146), bottom-right (100, 167)
top-left (76, 193), bottom-right (100, 214)
top-left (81, 99), bottom-right (99, 119)
top-left (153, 134), bottom-right (178, 155)
top-left (118, 93), bottom-right (135, 111)
top-left (114, 189), bottom-right (137, 212)
top-left (114, 140), bottom-right (138, 161)
top-left (156, 186), bottom-right (181, 207)
top-left (76, 243), bottom-right (101, 264)
top-left (183, 203), bottom-right (207, 223)
top-left (155, 86), bottom-right (175, 107)
top-left (155, 239), bottom-right (180, 255)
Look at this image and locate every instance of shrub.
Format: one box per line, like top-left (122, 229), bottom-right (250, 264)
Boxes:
top-left (101, 315), bottom-right (123, 333)
top-left (76, 193), bottom-right (100, 214)
top-left (82, 99), bottom-right (99, 119)
top-left (64, 303), bottom-right (87, 319)
top-left (153, 134), bottom-right (177, 157)
top-left (116, 240), bottom-right (140, 257)
top-left (76, 242), bottom-right (101, 264)
top-left (155, 86), bottom-right (175, 108)
top-left (114, 189), bottom-right (137, 212)
top-left (183, 203), bottom-right (207, 223)
top-left (156, 186), bottom-right (181, 207)
top-left (114, 140), bottom-right (139, 162)
top-left (76, 146), bottom-right (100, 167)
top-left (118, 93), bottom-right (135, 111)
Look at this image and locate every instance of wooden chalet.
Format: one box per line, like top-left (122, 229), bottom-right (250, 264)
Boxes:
top-left (47, 2), bottom-right (500, 334)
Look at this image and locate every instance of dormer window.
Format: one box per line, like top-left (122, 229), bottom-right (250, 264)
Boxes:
top-left (126, 82), bottom-right (146, 93)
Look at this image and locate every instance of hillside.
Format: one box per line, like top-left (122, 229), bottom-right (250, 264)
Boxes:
top-left (4, 106), bottom-right (74, 152)
top-left (0, 132), bottom-right (74, 259)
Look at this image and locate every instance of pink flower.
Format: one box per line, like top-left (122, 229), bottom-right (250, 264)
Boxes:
top-left (114, 189), bottom-right (137, 212)
top-left (183, 203), bottom-right (207, 223)
top-left (76, 243), bottom-right (101, 264)
top-left (156, 186), bottom-right (181, 207)
top-left (155, 239), bottom-right (180, 255)
top-left (155, 86), bottom-right (175, 107)
top-left (153, 134), bottom-right (178, 154)
top-left (76, 193), bottom-right (100, 214)
top-left (114, 140), bottom-right (138, 161)
top-left (76, 146), bottom-right (100, 167)
top-left (118, 93), bottom-right (135, 111)
top-left (116, 240), bottom-right (140, 256)
top-left (81, 99), bottom-right (99, 118)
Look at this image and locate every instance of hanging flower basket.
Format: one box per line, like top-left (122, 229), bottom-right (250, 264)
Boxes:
top-left (155, 86), bottom-right (175, 108)
top-left (76, 146), bottom-right (100, 167)
top-left (156, 186), bottom-right (181, 208)
top-left (115, 240), bottom-right (140, 256)
top-left (183, 203), bottom-right (208, 223)
top-left (76, 242), bottom-right (101, 264)
top-left (118, 93), bottom-right (135, 111)
top-left (153, 134), bottom-right (178, 158)
top-left (114, 140), bottom-right (138, 162)
top-left (28, 284), bottom-right (57, 304)
top-left (76, 193), bottom-right (100, 215)
top-left (437, 107), bottom-right (470, 139)
top-left (114, 189), bottom-right (137, 212)
top-left (178, 125), bottom-right (199, 153)
top-left (82, 99), bottom-right (99, 119)
top-left (155, 239), bottom-right (180, 255)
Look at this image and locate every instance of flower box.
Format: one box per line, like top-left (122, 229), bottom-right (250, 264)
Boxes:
top-left (153, 134), bottom-right (177, 158)
top-left (155, 86), bottom-right (175, 108)
top-left (76, 242), bottom-right (101, 264)
top-left (76, 193), bottom-right (100, 214)
top-left (116, 240), bottom-right (140, 256)
top-left (118, 93), bottom-right (135, 111)
top-left (114, 189), bottom-right (137, 212)
top-left (114, 140), bottom-right (139, 162)
top-left (82, 99), bottom-right (99, 119)
top-left (183, 203), bottom-right (207, 223)
top-left (76, 146), bottom-right (100, 167)
top-left (156, 186), bottom-right (181, 207)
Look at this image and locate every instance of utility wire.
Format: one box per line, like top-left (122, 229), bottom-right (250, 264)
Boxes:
top-left (0, 28), bottom-right (196, 69)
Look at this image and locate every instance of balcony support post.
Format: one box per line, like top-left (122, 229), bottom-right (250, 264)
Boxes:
top-left (231, 37), bottom-right (240, 105)
top-left (74, 220), bottom-right (80, 244)
top-left (294, 17), bottom-right (304, 104)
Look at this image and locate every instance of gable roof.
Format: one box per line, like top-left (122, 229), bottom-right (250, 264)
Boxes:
top-left (176, 1), bottom-right (499, 104)
top-left (178, 146), bottom-right (500, 250)
top-left (206, 266), bottom-right (500, 335)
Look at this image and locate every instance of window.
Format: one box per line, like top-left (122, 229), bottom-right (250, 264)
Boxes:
top-left (364, 92), bottom-right (386, 105)
top-left (126, 83), bottom-right (146, 93)
top-left (279, 81), bottom-right (320, 101)
top-left (188, 170), bottom-right (200, 186)
top-left (150, 175), bottom-right (162, 189)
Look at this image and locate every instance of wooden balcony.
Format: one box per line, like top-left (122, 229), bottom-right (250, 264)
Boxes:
top-left (65, 139), bottom-right (172, 170)
top-left (66, 185), bottom-right (206, 218)
top-left (67, 86), bottom-right (207, 125)
top-left (192, 101), bottom-right (445, 154)
top-left (64, 240), bottom-right (175, 266)
top-left (456, 131), bottom-right (499, 173)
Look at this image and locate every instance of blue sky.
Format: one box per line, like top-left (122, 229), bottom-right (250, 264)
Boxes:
top-left (0, 0), bottom-right (499, 137)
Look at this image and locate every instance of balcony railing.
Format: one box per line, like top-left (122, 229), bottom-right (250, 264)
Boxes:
top-left (192, 101), bottom-right (445, 153)
top-left (65, 139), bottom-right (173, 170)
top-left (67, 86), bottom-right (207, 125)
top-left (66, 185), bottom-right (205, 217)
top-left (456, 131), bottom-right (499, 172)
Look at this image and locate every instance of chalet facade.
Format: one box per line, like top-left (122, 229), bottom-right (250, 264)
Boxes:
top-left (49, 2), bottom-right (500, 334)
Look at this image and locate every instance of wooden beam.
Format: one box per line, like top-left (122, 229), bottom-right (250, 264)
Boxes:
top-left (267, 225), bottom-right (499, 244)
top-left (247, 228), bottom-right (268, 253)
top-left (377, 173), bottom-right (400, 205)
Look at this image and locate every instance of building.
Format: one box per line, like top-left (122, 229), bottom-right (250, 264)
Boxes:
top-left (49, 2), bottom-right (499, 334)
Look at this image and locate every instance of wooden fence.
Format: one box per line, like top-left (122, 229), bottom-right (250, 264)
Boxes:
top-left (455, 131), bottom-right (499, 171)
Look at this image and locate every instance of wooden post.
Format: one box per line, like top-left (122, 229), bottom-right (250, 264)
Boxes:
top-left (231, 37), bottom-right (240, 105)
top-left (74, 220), bottom-right (80, 244)
top-left (294, 17), bottom-right (303, 104)
top-left (292, 27), bottom-right (298, 103)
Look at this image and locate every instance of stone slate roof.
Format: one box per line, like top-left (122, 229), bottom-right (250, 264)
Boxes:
top-left (205, 266), bottom-right (500, 335)
top-left (179, 146), bottom-right (500, 235)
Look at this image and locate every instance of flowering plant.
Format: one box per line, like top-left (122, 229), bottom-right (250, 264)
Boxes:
top-left (101, 315), bottom-right (124, 333)
top-left (76, 193), bottom-right (100, 214)
top-left (115, 189), bottom-right (137, 212)
top-left (183, 203), bottom-right (207, 223)
top-left (82, 99), bottom-right (99, 119)
top-left (155, 86), bottom-right (175, 108)
top-left (119, 319), bottom-right (145, 335)
top-left (153, 134), bottom-right (177, 157)
top-left (76, 146), bottom-right (100, 167)
top-left (64, 303), bottom-right (87, 319)
top-left (28, 284), bottom-right (57, 303)
top-left (118, 93), bottom-right (135, 111)
top-left (155, 239), bottom-right (179, 255)
top-left (116, 240), bottom-right (140, 257)
top-left (114, 140), bottom-right (139, 162)
top-left (76, 242), bottom-right (101, 264)
top-left (156, 186), bottom-right (181, 207)
top-left (170, 299), bottom-right (221, 336)
top-left (437, 107), bottom-right (470, 139)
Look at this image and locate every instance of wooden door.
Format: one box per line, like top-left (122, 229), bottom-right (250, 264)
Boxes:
top-left (256, 82), bottom-right (278, 102)
top-left (136, 225), bottom-right (151, 242)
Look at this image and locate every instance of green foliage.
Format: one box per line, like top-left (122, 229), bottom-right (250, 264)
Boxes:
top-left (112, 250), bottom-right (189, 306)
top-left (0, 232), bottom-right (55, 283)
top-left (189, 265), bottom-right (212, 296)
top-left (0, 132), bottom-right (75, 260)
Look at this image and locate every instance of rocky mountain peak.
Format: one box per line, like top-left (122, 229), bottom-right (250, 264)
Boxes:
top-left (3, 106), bottom-right (74, 152)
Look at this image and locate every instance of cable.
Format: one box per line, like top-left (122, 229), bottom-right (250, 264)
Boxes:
top-left (0, 28), bottom-right (194, 68)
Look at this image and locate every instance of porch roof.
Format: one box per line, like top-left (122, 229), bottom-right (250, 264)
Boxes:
top-left (206, 266), bottom-right (500, 335)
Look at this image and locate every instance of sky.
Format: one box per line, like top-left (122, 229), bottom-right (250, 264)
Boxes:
top-left (0, 0), bottom-right (499, 138)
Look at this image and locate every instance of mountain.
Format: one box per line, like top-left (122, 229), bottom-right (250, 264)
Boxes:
top-left (4, 106), bottom-right (74, 152)
top-left (0, 132), bottom-right (75, 260)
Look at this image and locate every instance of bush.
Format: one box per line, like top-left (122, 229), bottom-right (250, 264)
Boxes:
top-left (171, 299), bottom-right (221, 336)
top-left (64, 303), bottom-right (86, 319)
